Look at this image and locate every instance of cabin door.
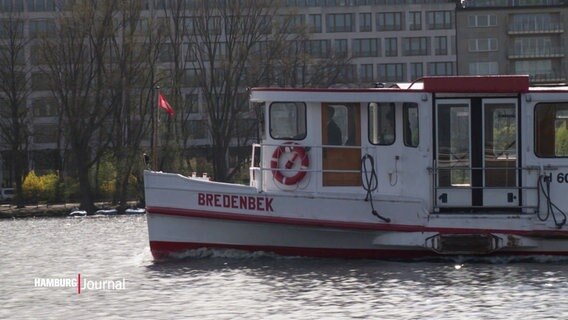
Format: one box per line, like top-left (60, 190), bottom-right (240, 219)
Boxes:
top-left (321, 103), bottom-right (361, 186)
top-left (435, 98), bottom-right (519, 210)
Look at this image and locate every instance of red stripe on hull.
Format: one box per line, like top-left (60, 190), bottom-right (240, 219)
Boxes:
top-left (149, 241), bottom-right (568, 260)
top-left (146, 206), bottom-right (568, 238)
top-left (149, 241), bottom-right (433, 260)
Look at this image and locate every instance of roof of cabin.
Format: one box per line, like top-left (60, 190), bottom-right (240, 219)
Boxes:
top-left (250, 75), bottom-right (568, 95)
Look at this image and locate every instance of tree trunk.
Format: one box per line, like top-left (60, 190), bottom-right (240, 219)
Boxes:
top-left (75, 152), bottom-right (96, 213)
top-left (13, 151), bottom-right (25, 208)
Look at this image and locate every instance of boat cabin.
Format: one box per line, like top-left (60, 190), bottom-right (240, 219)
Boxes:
top-left (249, 75), bottom-right (568, 220)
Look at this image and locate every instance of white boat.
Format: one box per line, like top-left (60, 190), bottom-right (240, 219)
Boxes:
top-left (144, 75), bottom-right (568, 260)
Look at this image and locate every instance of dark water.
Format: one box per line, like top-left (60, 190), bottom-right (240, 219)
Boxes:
top-left (1, 215), bottom-right (567, 319)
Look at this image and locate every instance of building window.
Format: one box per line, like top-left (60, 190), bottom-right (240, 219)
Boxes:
top-left (378, 63), bottom-right (405, 82)
top-left (352, 38), bottom-right (379, 57)
top-left (410, 62), bottom-right (423, 80)
top-left (307, 39), bottom-right (330, 58)
top-left (369, 102), bottom-right (395, 145)
top-left (308, 14), bottom-right (322, 33)
top-left (469, 62), bottom-right (498, 75)
top-left (511, 13), bottom-right (556, 33)
top-left (514, 59), bottom-right (553, 79)
top-left (335, 39), bottom-right (348, 57)
top-left (409, 11), bottom-right (422, 30)
top-left (326, 13), bottom-right (354, 32)
top-left (34, 124), bottom-right (58, 144)
top-left (426, 11), bottom-right (453, 30)
top-left (428, 62), bottom-right (454, 76)
top-left (468, 38), bottom-right (498, 52)
top-left (434, 36), bottom-right (447, 56)
top-left (182, 69), bottom-right (199, 86)
top-left (29, 20), bottom-right (56, 38)
top-left (159, 43), bottom-right (174, 62)
top-left (403, 103), bottom-right (419, 148)
top-left (32, 72), bottom-right (52, 91)
top-left (0, 19), bottom-right (25, 38)
top-left (359, 13), bottom-right (372, 32)
top-left (360, 64), bottom-right (374, 82)
top-left (377, 12), bottom-right (402, 31)
top-left (187, 120), bottom-right (208, 139)
top-left (338, 64), bottom-right (356, 83)
top-left (27, 0), bottom-right (56, 12)
top-left (185, 93), bottom-right (199, 113)
top-left (402, 37), bottom-right (429, 56)
top-left (278, 14), bottom-right (306, 34)
top-left (384, 37), bottom-right (398, 57)
top-left (468, 14), bottom-right (497, 27)
top-left (513, 37), bottom-right (554, 56)
top-left (32, 97), bottom-right (58, 117)
top-left (270, 102), bottom-right (307, 140)
top-left (535, 103), bottom-right (568, 157)
top-left (0, 0), bottom-right (24, 11)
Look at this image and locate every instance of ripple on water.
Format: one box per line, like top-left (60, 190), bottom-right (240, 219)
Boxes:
top-left (1, 216), bottom-right (567, 319)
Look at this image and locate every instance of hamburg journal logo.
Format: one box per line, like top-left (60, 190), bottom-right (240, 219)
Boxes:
top-left (34, 273), bottom-right (126, 294)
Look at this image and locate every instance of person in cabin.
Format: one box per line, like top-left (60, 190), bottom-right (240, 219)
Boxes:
top-left (327, 106), bottom-right (343, 145)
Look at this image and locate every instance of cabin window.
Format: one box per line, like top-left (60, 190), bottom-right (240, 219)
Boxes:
top-left (403, 103), bottom-right (419, 147)
top-left (269, 102), bottom-right (307, 140)
top-left (369, 102), bottom-right (395, 145)
top-left (535, 103), bottom-right (568, 157)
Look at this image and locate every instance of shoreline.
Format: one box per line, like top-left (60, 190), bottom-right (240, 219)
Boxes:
top-left (0, 203), bottom-right (144, 219)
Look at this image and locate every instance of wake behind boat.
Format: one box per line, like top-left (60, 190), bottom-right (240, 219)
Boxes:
top-left (144, 75), bottom-right (568, 260)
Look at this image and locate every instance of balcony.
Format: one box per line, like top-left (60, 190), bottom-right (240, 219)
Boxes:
top-left (508, 22), bottom-right (564, 34)
top-left (529, 72), bottom-right (566, 84)
top-left (508, 47), bottom-right (565, 59)
top-left (461, 0), bottom-right (566, 8)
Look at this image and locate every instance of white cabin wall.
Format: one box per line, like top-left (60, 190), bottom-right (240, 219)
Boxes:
top-left (521, 92), bottom-right (568, 221)
top-left (260, 101), bottom-right (325, 194)
top-left (257, 92), bottom-right (435, 213)
top-left (362, 98), bottom-right (433, 208)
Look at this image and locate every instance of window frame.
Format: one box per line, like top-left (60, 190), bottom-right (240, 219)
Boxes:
top-left (403, 103), bottom-right (419, 148)
top-left (534, 102), bottom-right (568, 158)
top-left (269, 102), bottom-right (307, 141)
top-left (368, 102), bottom-right (396, 146)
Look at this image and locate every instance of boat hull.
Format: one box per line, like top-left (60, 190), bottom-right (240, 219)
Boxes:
top-left (146, 207), bottom-right (568, 260)
top-left (144, 171), bottom-right (568, 260)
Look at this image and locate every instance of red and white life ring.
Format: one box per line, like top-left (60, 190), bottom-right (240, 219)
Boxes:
top-left (270, 142), bottom-right (309, 185)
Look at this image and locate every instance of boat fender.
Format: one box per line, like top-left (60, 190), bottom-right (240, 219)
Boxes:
top-left (271, 142), bottom-right (309, 185)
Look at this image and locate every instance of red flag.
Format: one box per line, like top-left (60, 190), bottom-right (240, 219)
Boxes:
top-left (158, 92), bottom-right (175, 116)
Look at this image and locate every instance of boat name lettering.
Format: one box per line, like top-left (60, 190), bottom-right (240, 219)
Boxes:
top-left (197, 193), bottom-right (274, 212)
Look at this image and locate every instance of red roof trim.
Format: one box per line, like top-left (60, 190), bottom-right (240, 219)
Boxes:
top-left (251, 75), bottom-right (534, 94)
top-left (422, 75), bottom-right (530, 93)
top-left (250, 87), bottom-right (405, 93)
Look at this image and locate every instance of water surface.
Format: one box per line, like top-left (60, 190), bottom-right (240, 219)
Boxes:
top-left (1, 216), bottom-right (567, 319)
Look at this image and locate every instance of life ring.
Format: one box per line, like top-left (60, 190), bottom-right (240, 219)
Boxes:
top-left (270, 142), bottom-right (309, 185)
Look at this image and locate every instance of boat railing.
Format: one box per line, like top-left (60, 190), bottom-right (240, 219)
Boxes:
top-left (250, 143), bottom-right (366, 191)
top-left (429, 163), bottom-right (568, 212)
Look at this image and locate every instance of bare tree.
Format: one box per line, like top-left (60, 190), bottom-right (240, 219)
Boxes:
top-left (158, 0), bottom-right (199, 174)
top-left (41, 0), bottom-right (119, 213)
top-left (107, 1), bottom-right (164, 210)
top-left (174, 0), bottom-right (295, 181)
top-left (0, 13), bottom-right (31, 207)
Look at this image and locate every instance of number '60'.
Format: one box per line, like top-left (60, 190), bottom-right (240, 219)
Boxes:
top-left (558, 173), bottom-right (568, 184)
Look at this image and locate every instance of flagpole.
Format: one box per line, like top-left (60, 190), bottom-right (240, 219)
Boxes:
top-left (153, 85), bottom-right (160, 170)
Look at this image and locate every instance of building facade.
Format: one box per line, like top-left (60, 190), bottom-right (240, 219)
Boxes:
top-left (0, 0), bottom-right (459, 186)
top-left (5, 0), bottom-right (568, 186)
top-left (456, 0), bottom-right (568, 83)
top-left (282, 0), bottom-right (457, 84)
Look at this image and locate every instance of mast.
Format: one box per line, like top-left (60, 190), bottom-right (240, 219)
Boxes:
top-left (152, 85), bottom-right (160, 170)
